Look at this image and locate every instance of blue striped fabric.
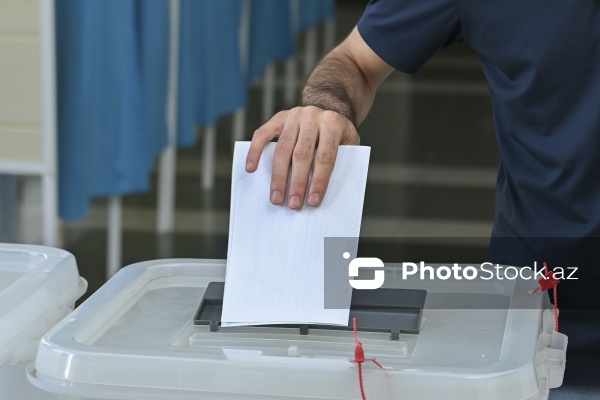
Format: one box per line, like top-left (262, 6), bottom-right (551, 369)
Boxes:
top-left (55, 0), bottom-right (169, 220)
top-left (247, 0), bottom-right (295, 82)
top-left (298, 0), bottom-right (336, 32)
top-left (177, 0), bottom-right (247, 147)
top-left (138, 0), bottom-right (170, 171)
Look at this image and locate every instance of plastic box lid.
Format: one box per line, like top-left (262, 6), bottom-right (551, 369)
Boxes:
top-left (28, 260), bottom-right (566, 400)
top-left (0, 243), bottom-right (87, 366)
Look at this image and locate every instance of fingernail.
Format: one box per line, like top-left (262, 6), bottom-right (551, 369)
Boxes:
top-left (289, 195), bottom-right (301, 209)
top-left (271, 190), bottom-right (282, 204)
top-left (245, 161), bottom-right (254, 171)
top-left (308, 193), bottom-right (320, 206)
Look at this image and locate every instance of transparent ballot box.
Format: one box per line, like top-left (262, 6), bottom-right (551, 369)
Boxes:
top-left (28, 260), bottom-right (566, 400)
top-left (0, 244), bottom-right (87, 399)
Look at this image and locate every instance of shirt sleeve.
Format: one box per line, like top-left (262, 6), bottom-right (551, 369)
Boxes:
top-left (357, 0), bottom-right (463, 74)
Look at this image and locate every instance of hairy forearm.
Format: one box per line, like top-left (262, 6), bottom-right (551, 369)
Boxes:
top-left (301, 47), bottom-right (376, 128)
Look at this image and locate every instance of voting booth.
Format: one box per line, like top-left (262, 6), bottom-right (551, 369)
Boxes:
top-left (28, 259), bottom-right (566, 400)
top-left (0, 244), bottom-right (87, 399)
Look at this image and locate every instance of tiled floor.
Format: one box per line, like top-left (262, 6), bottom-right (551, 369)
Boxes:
top-left (62, 2), bottom-right (500, 301)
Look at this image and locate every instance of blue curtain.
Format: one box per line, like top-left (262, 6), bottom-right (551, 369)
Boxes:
top-left (55, 0), bottom-right (169, 220)
top-left (177, 0), bottom-right (247, 147)
top-left (298, 0), bottom-right (336, 32)
top-left (138, 0), bottom-right (170, 171)
top-left (247, 0), bottom-right (294, 83)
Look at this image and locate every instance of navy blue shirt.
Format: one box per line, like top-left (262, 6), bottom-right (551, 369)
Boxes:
top-left (359, 0), bottom-right (600, 385)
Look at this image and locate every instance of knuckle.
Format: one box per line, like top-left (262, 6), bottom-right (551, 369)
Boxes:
top-left (274, 110), bottom-right (287, 119)
top-left (295, 132), bottom-right (315, 155)
top-left (290, 106), bottom-right (304, 116)
top-left (289, 178), bottom-right (307, 193)
top-left (315, 149), bottom-right (336, 165)
top-left (273, 146), bottom-right (293, 167)
top-left (270, 182), bottom-right (284, 192)
top-left (277, 132), bottom-right (292, 145)
top-left (273, 146), bottom-right (291, 164)
top-left (274, 143), bottom-right (290, 158)
top-left (293, 145), bottom-right (312, 161)
top-left (270, 166), bottom-right (288, 186)
top-left (252, 128), bottom-right (264, 140)
top-left (298, 126), bottom-right (317, 144)
top-left (322, 110), bottom-right (343, 124)
top-left (303, 105), bottom-right (320, 114)
top-left (321, 127), bottom-right (339, 145)
top-left (270, 175), bottom-right (284, 187)
top-left (299, 121), bottom-right (316, 138)
top-left (277, 127), bottom-right (295, 146)
top-left (310, 176), bottom-right (328, 189)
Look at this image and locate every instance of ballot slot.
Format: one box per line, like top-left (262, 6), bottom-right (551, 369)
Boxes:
top-left (193, 282), bottom-right (426, 340)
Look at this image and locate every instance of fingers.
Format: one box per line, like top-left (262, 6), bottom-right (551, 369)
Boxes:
top-left (246, 111), bottom-right (287, 173)
top-left (308, 111), bottom-right (349, 206)
top-left (287, 109), bottom-right (320, 210)
top-left (270, 110), bottom-right (301, 205)
top-left (247, 106), bottom-right (360, 209)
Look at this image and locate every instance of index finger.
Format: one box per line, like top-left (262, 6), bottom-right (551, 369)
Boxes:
top-left (246, 111), bottom-right (287, 173)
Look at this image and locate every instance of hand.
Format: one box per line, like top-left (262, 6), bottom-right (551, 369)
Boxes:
top-left (245, 106), bottom-right (360, 210)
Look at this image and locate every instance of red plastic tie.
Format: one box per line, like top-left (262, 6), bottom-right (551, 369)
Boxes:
top-left (532, 262), bottom-right (560, 331)
top-left (352, 317), bottom-right (383, 400)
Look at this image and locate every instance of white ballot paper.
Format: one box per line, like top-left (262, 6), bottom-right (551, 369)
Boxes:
top-left (221, 142), bottom-right (370, 327)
